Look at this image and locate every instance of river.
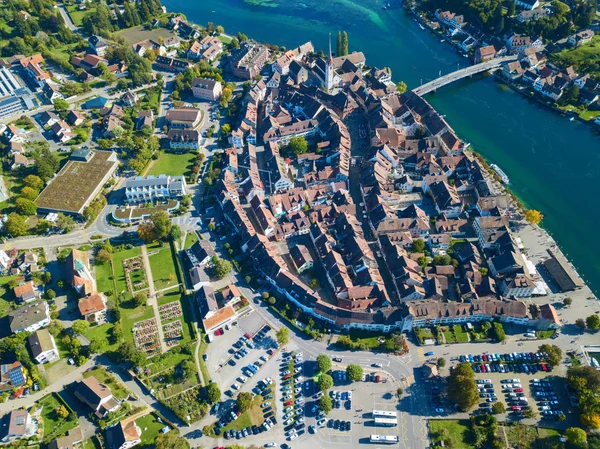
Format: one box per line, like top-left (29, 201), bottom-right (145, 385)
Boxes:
top-left (162, 0), bottom-right (600, 294)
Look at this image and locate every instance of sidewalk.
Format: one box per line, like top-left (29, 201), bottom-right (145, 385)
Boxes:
top-left (141, 245), bottom-right (168, 353)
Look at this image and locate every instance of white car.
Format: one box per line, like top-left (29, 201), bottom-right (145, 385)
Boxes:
top-left (295, 397), bottom-right (304, 405)
top-left (239, 376), bottom-right (247, 383)
top-left (297, 417), bottom-right (305, 423)
top-left (289, 433), bottom-right (298, 441)
top-left (285, 418), bottom-right (294, 426)
top-left (261, 402), bottom-right (271, 408)
top-left (283, 412), bottom-right (294, 420)
top-left (317, 418), bottom-right (327, 426)
top-left (265, 443), bottom-right (277, 447)
top-left (232, 383), bottom-right (240, 390)
top-left (315, 392), bottom-right (323, 399)
top-left (284, 406), bottom-right (293, 412)
top-left (348, 391), bottom-right (352, 400)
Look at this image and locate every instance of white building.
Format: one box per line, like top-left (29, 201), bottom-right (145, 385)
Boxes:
top-left (27, 329), bottom-right (59, 364)
top-left (125, 175), bottom-right (187, 203)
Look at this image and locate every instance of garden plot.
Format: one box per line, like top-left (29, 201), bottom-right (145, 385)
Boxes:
top-left (133, 318), bottom-right (161, 357)
top-left (122, 256), bottom-right (148, 294)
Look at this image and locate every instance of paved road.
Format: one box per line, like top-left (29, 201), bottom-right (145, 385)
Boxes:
top-left (57, 3), bottom-right (78, 31)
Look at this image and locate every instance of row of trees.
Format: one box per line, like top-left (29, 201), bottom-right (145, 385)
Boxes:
top-left (336, 31), bottom-right (349, 56)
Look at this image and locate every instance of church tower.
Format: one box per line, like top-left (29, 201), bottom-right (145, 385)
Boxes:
top-left (325, 33), bottom-right (335, 91)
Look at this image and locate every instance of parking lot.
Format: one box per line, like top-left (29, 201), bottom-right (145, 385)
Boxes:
top-left (431, 350), bottom-right (572, 424)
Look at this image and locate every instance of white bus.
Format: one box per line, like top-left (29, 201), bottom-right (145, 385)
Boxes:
top-left (370, 435), bottom-right (399, 444)
top-left (374, 417), bottom-right (398, 427)
top-left (372, 409), bottom-right (397, 419)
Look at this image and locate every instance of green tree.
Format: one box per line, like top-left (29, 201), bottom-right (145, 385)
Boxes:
top-left (96, 249), bottom-right (112, 263)
top-left (396, 81), bottom-right (408, 93)
top-left (53, 98), bottom-right (69, 111)
top-left (564, 297), bottom-right (573, 307)
top-left (507, 0), bottom-right (516, 15)
top-left (576, 318), bottom-right (586, 330)
top-left (89, 336), bottom-right (108, 354)
top-left (336, 31), bottom-right (342, 56)
top-left (539, 344), bottom-right (562, 367)
top-left (491, 402), bottom-right (506, 414)
top-left (397, 388), bottom-right (403, 398)
top-left (412, 238), bottom-right (425, 252)
top-left (286, 136), bottom-right (308, 156)
top-left (213, 258), bottom-right (232, 280)
top-left (446, 363), bottom-right (479, 411)
top-left (24, 175), bottom-right (44, 191)
top-left (524, 209), bottom-right (543, 225)
top-left (346, 364), bottom-right (363, 382)
top-left (150, 210), bottom-right (172, 240)
top-left (118, 341), bottom-right (147, 367)
top-left (4, 213), bottom-right (28, 236)
top-left (586, 314), bottom-right (600, 331)
top-left (492, 322), bottom-right (506, 343)
top-left (56, 405), bottom-right (69, 419)
top-left (155, 431), bottom-right (190, 449)
top-left (566, 427), bottom-right (587, 449)
top-left (316, 354), bottom-right (332, 373)
top-left (45, 289), bottom-right (56, 299)
top-left (72, 320), bottom-right (90, 335)
top-left (20, 186), bottom-right (39, 201)
top-left (319, 395), bottom-right (332, 414)
top-left (237, 391), bottom-right (253, 413)
top-left (523, 408), bottom-right (537, 419)
top-left (317, 373), bottom-right (333, 391)
top-left (341, 31), bottom-right (349, 55)
top-left (133, 293), bottom-right (147, 308)
top-left (207, 382), bottom-right (221, 403)
top-left (15, 198), bottom-right (37, 216)
top-left (437, 357), bottom-right (446, 368)
top-left (276, 327), bottom-right (290, 345)
top-left (169, 224), bottom-right (182, 242)
top-left (56, 213), bottom-right (76, 233)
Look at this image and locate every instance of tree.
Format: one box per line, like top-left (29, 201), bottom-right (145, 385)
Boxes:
top-left (133, 293), bottom-right (147, 308)
top-left (155, 431), bottom-right (190, 449)
top-left (118, 341), bottom-right (146, 367)
top-left (169, 224), bottom-right (182, 242)
top-left (20, 186), bottom-right (38, 201)
top-left (24, 175), bottom-right (44, 191)
top-left (396, 81), bottom-right (407, 93)
top-left (56, 213), bottom-right (76, 233)
top-left (268, 297), bottom-right (276, 305)
top-left (89, 336), bottom-right (108, 354)
top-left (346, 364), bottom-right (363, 382)
top-left (446, 363), bottom-right (479, 411)
top-left (566, 427), bottom-right (587, 449)
top-left (213, 258), bottom-right (232, 280)
top-left (207, 382), bottom-right (221, 403)
top-left (237, 392), bottom-right (253, 413)
top-left (576, 318), bottom-right (586, 330)
top-left (564, 297), bottom-right (573, 307)
top-left (221, 123), bottom-right (231, 134)
top-left (150, 211), bottom-right (172, 240)
top-left (319, 395), bottom-right (333, 414)
top-left (276, 327), bottom-right (290, 345)
top-left (72, 320), bottom-right (89, 335)
top-left (524, 209), bottom-right (543, 225)
top-left (586, 314), bottom-right (600, 331)
top-left (336, 31), bottom-right (342, 56)
top-left (492, 322), bottom-right (506, 343)
top-left (539, 344), bottom-right (562, 367)
top-left (96, 249), bottom-right (112, 263)
top-left (317, 373), bottom-right (333, 391)
top-left (53, 98), bottom-right (69, 111)
top-left (437, 357), bottom-right (446, 368)
top-left (491, 402), bottom-right (506, 414)
top-left (287, 136), bottom-right (308, 156)
top-left (316, 354), bottom-right (332, 373)
top-left (507, 0), bottom-right (516, 15)
top-left (138, 222), bottom-right (158, 243)
top-left (412, 238), bottom-right (425, 252)
top-left (45, 289), bottom-right (56, 299)
top-left (4, 213), bottom-right (28, 237)
top-left (341, 31), bottom-right (349, 55)
top-left (397, 388), bottom-right (403, 398)
top-left (56, 405), bottom-right (69, 419)
top-left (523, 408), bottom-right (537, 419)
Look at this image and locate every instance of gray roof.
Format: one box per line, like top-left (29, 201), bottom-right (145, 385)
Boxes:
top-left (125, 175), bottom-right (185, 189)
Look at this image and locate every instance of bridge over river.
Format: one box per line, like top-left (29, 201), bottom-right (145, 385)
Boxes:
top-left (413, 55), bottom-right (518, 96)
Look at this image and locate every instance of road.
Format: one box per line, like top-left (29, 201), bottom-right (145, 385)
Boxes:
top-left (57, 3), bottom-right (78, 31)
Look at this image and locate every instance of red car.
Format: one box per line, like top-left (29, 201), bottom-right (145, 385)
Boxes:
top-left (215, 329), bottom-right (224, 336)
top-left (514, 388), bottom-right (524, 393)
top-left (375, 375), bottom-right (381, 383)
top-left (284, 374), bottom-right (292, 379)
top-left (285, 400), bottom-right (292, 406)
top-left (482, 354), bottom-right (488, 361)
top-left (481, 364), bottom-right (487, 372)
top-left (541, 364), bottom-right (548, 371)
top-left (511, 406), bottom-right (521, 411)
top-left (245, 333), bottom-right (252, 339)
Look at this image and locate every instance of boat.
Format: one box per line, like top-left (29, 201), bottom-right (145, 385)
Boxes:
top-left (418, 23), bottom-right (425, 30)
top-left (440, 39), bottom-right (445, 42)
top-left (490, 164), bottom-right (510, 184)
top-left (569, 117), bottom-right (575, 122)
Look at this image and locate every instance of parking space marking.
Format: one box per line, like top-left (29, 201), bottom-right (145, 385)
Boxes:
top-left (416, 347), bottom-right (426, 362)
top-left (420, 418), bottom-right (428, 441)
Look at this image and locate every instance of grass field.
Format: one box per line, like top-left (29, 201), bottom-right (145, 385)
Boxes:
top-left (148, 247), bottom-right (178, 291)
top-left (453, 325), bottom-right (470, 343)
top-left (219, 395), bottom-right (265, 433)
top-left (429, 420), bottom-right (473, 449)
top-left (146, 151), bottom-right (197, 178)
top-left (83, 436), bottom-right (101, 449)
top-left (184, 231), bottom-right (199, 249)
top-left (0, 275), bottom-right (18, 318)
top-left (83, 367), bottom-right (130, 400)
top-left (84, 323), bottom-right (119, 352)
top-left (65, 5), bottom-right (96, 26)
top-left (136, 413), bottom-right (168, 446)
top-left (39, 393), bottom-right (78, 443)
top-left (122, 306), bottom-right (155, 345)
top-left (117, 25), bottom-right (175, 45)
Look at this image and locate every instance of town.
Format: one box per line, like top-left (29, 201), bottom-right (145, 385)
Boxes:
top-left (0, 1), bottom-right (598, 449)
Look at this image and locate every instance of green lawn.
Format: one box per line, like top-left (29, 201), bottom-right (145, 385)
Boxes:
top-left (0, 275), bottom-right (18, 318)
top-left (148, 247), bottom-right (178, 291)
top-left (95, 260), bottom-right (114, 296)
top-left (145, 351), bottom-right (190, 376)
top-left (146, 151), bottom-right (197, 178)
top-left (66, 4), bottom-right (96, 26)
top-left (218, 35), bottom-right (232, 44)
top-left (184, 231), bottom-right (199, 249)
top-left (83, 367), bottom-right (130, 400)
top-left (121, 306), bottom-right (155, 345)
top-left (217, 395), bottom-right (265, 433)
top-left (84, 323), bottom-right (119, 352)
top-left (429, 419), bottom-right (474, 449)
top-left (83, 436), bottom-right (101, 449)
top-left (537, 330), bottom-right (556, 340)
top-left (198, 335), bottom-right (209, 385)
top-left (453, 325), bottom-right (470, 343)
top-left (39, 393), bottom-right (78, 443)
top-left (135, 414), bottom-right (168, 446)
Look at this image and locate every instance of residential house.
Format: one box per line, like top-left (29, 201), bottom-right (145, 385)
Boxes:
top-left (122, 91), bottom-right (138, 107)
top-left (8, 302), bottom-right (50, 334)
top-left (125, 175), bottom-right (187, 202)
top-left (506, 34), bottom-right (543, 54)
top-left (10, 154), bottom-right (33, 171)
top-left (289, 244), bottom-right (314, 273)
top-left (51, 120), bottom-right (73, 143)
top-left (67, 110), bottom-right (86, 126)
top-left (13, 281), bottom-right (39, 303)
top-left (0, 410), bottom-right (32, 443)
top-left (73, 375), bottom-right (121, 418)
top-left (474, 45), bottom-right (497, 63)
top-left (166, 108), bottom-right (202, 129)
top-left (47, 427), bottom-right (83, 449)
top-left (154, 56), bottom-right (191, 73)
top-left (78, 293), bottom-right (107, 323)
top-left (191, 77), bottom-right (222, 101)
top-left (105, 419), bottom-right (142, 449)
top-left (39, 111), bottom-right (60, 128)
top-left (569, 30), bottom-right (594, 47)
top-left (27, 328), bottom-right (59, 364)
top-left (20, 54), bottom-right (50, 88)
top-left (89, 35), bottom-right (110, 57)
top-left (197, 286), bottom-right (236, 333)
top-left (517, 7), bottom-right (550, 22)
top-left (168, 129), bottom-right (200, 152)
top-left (0, 362), bottom-right (26, 390)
